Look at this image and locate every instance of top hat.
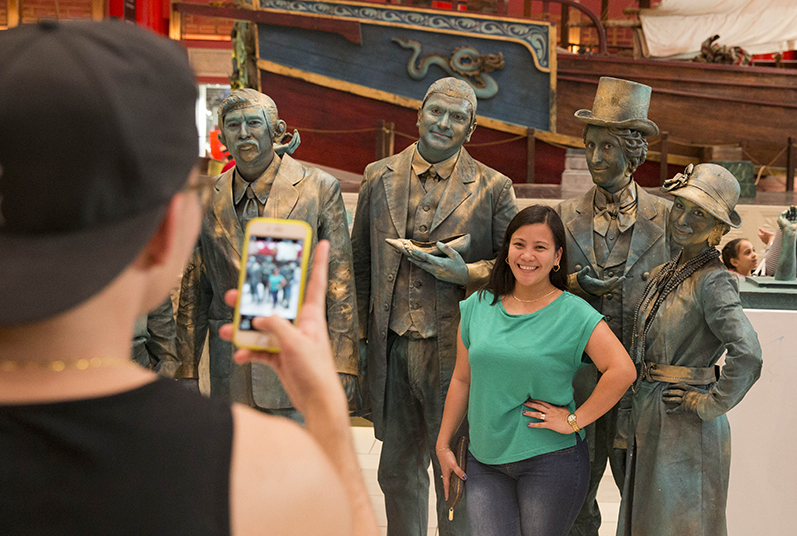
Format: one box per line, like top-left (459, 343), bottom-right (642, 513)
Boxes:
top-left (575, 77), bottom-right (659, 137)
top-left (662, 163), bottom-right (742, 228)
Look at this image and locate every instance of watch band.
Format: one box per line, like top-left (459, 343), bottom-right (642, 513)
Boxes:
top-left (567, 413), bottom-right (581, 433)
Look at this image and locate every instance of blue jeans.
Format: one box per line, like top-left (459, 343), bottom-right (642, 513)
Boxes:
top-left (466, 435), bottom-right (590, 536)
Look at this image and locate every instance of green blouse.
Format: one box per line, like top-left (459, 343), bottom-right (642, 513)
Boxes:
top-left (460, 290), bottom-right (602, 464)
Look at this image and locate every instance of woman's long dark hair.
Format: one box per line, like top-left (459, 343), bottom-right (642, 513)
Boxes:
top-left (480, 205), bottom-right (568, 305)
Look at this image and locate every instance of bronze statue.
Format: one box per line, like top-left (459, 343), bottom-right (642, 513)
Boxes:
top-left (132, 297), bottom-right (180, 378)
top-left (617, 163), bottom-right (762, 536)
top-left (554, 77), bottom-right (674, 536)
top-left (176, 89), bottom-right (359, 419)
top-left (351, 77), bottom-right (518, 536)
top-left (773, 206), bottom-right (797, 281)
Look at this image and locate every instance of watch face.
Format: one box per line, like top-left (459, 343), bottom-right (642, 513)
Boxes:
top-left (568, 415), bottom-right (576, 423)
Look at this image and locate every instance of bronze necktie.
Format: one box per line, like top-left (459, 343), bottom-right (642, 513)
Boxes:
top-left (421, 166), bottom-right (438, 190)
top-left (240, 184), bottom-right (259, 231)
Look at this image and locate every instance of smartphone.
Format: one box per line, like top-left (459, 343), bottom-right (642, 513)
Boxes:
top-left (233, 218), bottom-right (312, 352)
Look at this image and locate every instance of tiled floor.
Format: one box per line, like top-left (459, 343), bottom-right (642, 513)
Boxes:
top-left (353, 425), bottom-right (621, 536)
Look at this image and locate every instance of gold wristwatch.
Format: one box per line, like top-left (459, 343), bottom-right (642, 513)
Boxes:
top-left (567, 413), bottom-right (580, 433)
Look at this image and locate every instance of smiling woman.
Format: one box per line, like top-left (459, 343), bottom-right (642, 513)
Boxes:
top-left (435, 205), bottom-right (636, 536)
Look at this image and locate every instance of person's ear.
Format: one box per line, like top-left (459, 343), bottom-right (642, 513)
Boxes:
top-left (272, 119), bottom-right (287, 143)
top-left (555, 247), bottom-right (563, 267)
top-left (217, 130), bottom-right (228, 151)
top-left (729, 256), bottom-right (740, 270)
top-left (466, 119), bottom-right (477, 143)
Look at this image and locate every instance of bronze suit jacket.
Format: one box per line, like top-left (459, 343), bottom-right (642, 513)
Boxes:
top-left (176, 155), bottom-right (359, 409)
top-left (555, 183), bottom-right (673, 350)
top-left (351, 144), bottom-right (517, 438)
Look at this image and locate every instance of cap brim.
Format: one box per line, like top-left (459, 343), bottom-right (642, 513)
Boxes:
top-left (575, 110), bottom-right (660, 137)
top-left (664, 185), bottom-right (742, 228)
top-left (0, 204), bottom-right (168, 326)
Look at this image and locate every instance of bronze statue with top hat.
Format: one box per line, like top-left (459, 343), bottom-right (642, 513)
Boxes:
top-left (616, 163), bottom-right (762, 536)
top-left (554, 77), bottom-right (676, 536)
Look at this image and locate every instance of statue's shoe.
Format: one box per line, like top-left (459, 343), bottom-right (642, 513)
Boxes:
top-left (385, 234), bottom-right (471, 257)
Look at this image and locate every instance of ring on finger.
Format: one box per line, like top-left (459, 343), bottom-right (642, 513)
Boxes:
top-left (540, 413), bottom-right (546, 421)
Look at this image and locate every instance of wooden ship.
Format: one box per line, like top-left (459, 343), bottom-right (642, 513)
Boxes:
top-left (170, 0), bottom-right (797, 191)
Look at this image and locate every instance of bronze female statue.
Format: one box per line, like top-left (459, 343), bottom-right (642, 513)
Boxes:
top-left (617, 163), bottom-right (763, 536)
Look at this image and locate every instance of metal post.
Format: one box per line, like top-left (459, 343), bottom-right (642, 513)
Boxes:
top-left (560, 4), bottom-right (570, 50)
top-left (526, 128), bottom-right (536, 183)
top-left (376, 120), bottom-right (386, 161)
top-left (386, 122), bottom-right (396, 158)
top-left (659, 132), bottom-right (669, 186)
top-left (600, 0), bottom-right (609, 21)
top-left (787, 137), bottom-right (795, 192)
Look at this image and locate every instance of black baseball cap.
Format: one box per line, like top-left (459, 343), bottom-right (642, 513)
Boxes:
top-left (0, 20), bottom-right (198, 325)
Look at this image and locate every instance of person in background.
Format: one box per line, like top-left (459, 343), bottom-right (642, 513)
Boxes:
top-left (0, 20), bottom-right (377, 536)
top-left (721, 238), bottom-right (758, 277)
top-left (436, 205), bottom-right (636, 536)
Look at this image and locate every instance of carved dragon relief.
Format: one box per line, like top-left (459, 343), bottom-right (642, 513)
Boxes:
top-left (392, 38), bottom-right (505, 99)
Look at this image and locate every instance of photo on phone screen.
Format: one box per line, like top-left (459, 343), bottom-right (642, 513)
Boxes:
top-left (238, 235), bottom-right (304, 331)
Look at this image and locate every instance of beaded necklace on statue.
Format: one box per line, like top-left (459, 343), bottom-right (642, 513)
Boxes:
top-left (630, 247), bottom-right (720, 365)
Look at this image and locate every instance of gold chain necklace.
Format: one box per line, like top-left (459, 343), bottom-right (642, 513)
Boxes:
top-left (511, 288), bottom-right (558, 304)
top-left (0, 357), bottom-right (136, 373)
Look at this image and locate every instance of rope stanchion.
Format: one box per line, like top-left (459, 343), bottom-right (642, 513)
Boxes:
top-left (288, 127), bottom-right (378, 134)
top-left (745, 146), bottom-right (787, 185)
top-left (465, 134), bottom-right (528, 147)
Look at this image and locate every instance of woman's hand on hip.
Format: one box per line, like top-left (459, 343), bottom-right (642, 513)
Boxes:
top-left (436, 447), bottom-right (466, 501)
top-left (523, 398), bottom-right (574, 435)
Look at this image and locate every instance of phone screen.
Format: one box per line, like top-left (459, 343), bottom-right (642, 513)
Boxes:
top-left (238, 235), bottom-right (305, 330)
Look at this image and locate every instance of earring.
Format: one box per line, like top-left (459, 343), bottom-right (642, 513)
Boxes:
top-left (552, 264), bottom-right (560, 272)
top-left (505, 257), bottom-right (510, 265)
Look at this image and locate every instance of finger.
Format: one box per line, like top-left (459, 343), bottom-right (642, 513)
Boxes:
top-left (218, 323), bottom-right (234, 341)
top-left (407, 256), bottom-right (435, 272)
top-left (233, 347), bottom-right (278, 367)
top-left (224, 289), bottom-right (238, 308)
top-left (441, 471), bottom-right (450, 501)
top-left (452, 465), bottom-right (467, 482)
top-left (252, 314), bottom-right (302, 355)
top-left (436, 241), bottom-right (460, 260)
top-left (523, 399), bottom-right (551, 409)
top-left (299, 240), bottom-right (330, 321)
top-left (409, 249), bottom-right (435, 263)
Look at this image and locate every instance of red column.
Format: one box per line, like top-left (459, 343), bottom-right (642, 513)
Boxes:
top-left (137, 0), bottom-right (169, 35)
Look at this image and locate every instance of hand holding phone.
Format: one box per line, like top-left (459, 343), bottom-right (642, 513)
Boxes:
top-left (234, 218), bottom-right (312, 352)
top-left (220, 240), bottom-right (347, 414)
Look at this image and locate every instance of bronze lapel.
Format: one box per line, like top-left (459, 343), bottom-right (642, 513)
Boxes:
top-left (381, 149), bottom-right (412, 238)
top-left (211, 169), bottom-right (244, 257)
top-left (626, 187), bottom-right (664, 274)
top-left (567, 187), bottom-right (598, 271)
top-left (263, 154), bottom-right (301, 220)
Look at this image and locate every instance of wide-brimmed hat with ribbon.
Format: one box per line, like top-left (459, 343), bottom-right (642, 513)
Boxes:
top-left (575, 77), bottom-right (659, 137)
top-left (662, 163), bottom-right (742, 228)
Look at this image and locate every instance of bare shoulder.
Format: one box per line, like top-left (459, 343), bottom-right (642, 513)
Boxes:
top-left (229, 404), bottom-right (352, 536)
